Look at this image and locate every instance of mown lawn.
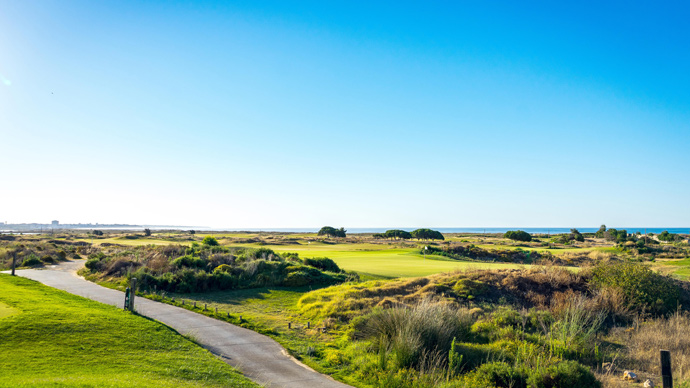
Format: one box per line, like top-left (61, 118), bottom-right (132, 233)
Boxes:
top-left (0, 274), bottom-right (259, 388)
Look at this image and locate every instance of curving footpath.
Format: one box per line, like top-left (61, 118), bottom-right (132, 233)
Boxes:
top-left (11, 260), bottom-right (352, 388)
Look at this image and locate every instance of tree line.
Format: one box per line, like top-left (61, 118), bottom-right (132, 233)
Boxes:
top-left (373, 228), bottom-right (445, 241)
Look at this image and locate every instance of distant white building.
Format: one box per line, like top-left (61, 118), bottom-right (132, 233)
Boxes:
top-left (51, 220), bottom-right (59, 227)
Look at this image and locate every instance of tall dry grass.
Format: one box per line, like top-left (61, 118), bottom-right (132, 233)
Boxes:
top-left (359, 298), bottom-right (475, 370)
top-left (625, 311), bottom-right (690, 385)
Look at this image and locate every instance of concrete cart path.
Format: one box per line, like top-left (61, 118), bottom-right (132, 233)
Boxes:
top-left (11, 260), bottom-right (352, 388)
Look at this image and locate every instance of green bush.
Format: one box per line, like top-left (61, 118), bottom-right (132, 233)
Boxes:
top-left (21, 255), bottom-right (43, 267)
top-left (472, 362), bottom-right (527, 388)
top-left (202, 236), bottom-right (219, 246)
top-left (85, 258), bottom-right (103, 271)
top-left (172, 255), bottom-right (207, 269)
top-left (303, 257), bottom-right (341, 273)
top-left (504, 230), bottom-right (532, 242)
top-left (591, 261), bottom-right (680, 315)
top-left (527, 360), bottom-right (600, 388)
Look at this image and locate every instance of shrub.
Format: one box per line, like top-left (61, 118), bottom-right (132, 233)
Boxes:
top-left (504, 230), bottom-right (532, 242)
top-left (591, 261), bottom-right (680, 315)
top-left (213, 264), bottom-right (233, 273)
top-left (471, 362), bottom-right (528, 388)
top-left (303, 257), bottom-right (341, 273)
top-left (527, 360), bottom-right (600, 388)
top-left (172, 255), bottom-right (207, 269)
top-left (85, 257), bottom-right (103, 271)
top-left (21, 255), bottom-right (43, 267)
top-left (202, 236), bottom-right (219, 246)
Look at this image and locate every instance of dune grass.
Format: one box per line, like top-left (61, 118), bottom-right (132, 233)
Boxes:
top-left (0, 274), bottom-right (259, 388)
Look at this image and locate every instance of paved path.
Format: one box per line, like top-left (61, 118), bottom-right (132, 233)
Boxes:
top-left (12, 260), bottom-right (352, 388)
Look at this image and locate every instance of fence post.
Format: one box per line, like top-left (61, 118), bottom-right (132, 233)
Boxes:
top-left (11, 252), bottom-right (16, 276)
top-left (661, 349), bottom-right (673, 388)
top-left (129, 278), bottom-right (137, 312)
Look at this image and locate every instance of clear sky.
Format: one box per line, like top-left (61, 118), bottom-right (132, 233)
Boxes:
top-left (2, 1), bottom-right (689, 228)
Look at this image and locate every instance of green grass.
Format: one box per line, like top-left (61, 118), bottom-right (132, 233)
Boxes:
top-left (229, 242), bottom-right (528, 277)
top-left (151, 286), bottom-right (360, 386)
top-left (0, 274), bottom-right (259, 388)
top-left (0, 301), bottom-right (18, 320)
top-left (659, 258), bottom-right (690, 280)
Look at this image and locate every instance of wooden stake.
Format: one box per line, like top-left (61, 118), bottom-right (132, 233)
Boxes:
top-left (661, 350), bottom-right (673, 388)
top-left (11, 252), bottom-right (16, 276)
top-left (129, 278), bottom-right (137, 312)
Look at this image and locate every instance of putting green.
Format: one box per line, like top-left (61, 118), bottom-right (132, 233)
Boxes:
top-left (231, 242), bottom-right (527, 277)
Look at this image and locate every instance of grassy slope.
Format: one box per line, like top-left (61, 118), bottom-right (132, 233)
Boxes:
top-left (0, 274), bottom-right (259, 388)
top-left (154, 287), bottom-right (361, 386)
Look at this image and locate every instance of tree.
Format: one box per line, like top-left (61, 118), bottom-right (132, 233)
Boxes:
top-left (570, 228), bottom-right (584, 242)
top-left (383, 229), bottom-right (412, 240)
top-left (595, 225), bottom-right (607, 238)
top-left (411, 228), bottom-right (445, 241)
top-left (92, 230), bottom-right (103, 236)
top-left (202, 236), bottom-right (219, 246)
top-left (318, 226), bottom-right (346, 238)
top-left (658, 230), bottom-right (681, 242)
top-left (504, 230), bottom-right (532, 242)
top-left (144, 228), bottom-right (152, 237)
top-left (189, 230), bottom-right (196, 235)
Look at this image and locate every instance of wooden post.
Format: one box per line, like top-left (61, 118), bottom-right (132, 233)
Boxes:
top-left (288, 322), bottom-right (291, 329)
top-left (129, 278), bottom-right (137, 312)
top-left (661, 350), bottom-right (673, 388)
top-left (11, 252), bottom-right (16, 276)
top-left (215, 307), bottom-right (218, 314)
top-left (307, 322), bottom-right (310, 329)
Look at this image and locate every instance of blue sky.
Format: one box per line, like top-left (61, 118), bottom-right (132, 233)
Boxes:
top-left (2, 1), bottom-right (689, 228)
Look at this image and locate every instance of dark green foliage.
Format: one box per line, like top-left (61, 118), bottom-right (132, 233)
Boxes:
top-left (557, 229), bottom-right (585, 244)
top-left (92, 230), bottom-right (104, 236)
top-left (472, 362), bottom-right (528, 388)
top-left (604, 228), bottom-right (628, 243)
top-left (659, 230), bottom-right (682, 242)
top-left (144, 228), bottom-right (152, 236)
top-left (202, 236), bottom-right (219, 246)
top-left (529, 360), bottom-right (601, 388)
top-left (83, 244), bottom-right (352, 293)
top-left (591, 261), bottom-right (680, 315)
top-left (172, 255), bottom-right (207, 269)
top-left (427, 244), bottom-right (545, 264)
top-left (318, 226), bottom-right (347, 238)
top-left (411, 228), bottom-right (444, 240)
top-left (303, 257), bottom-right (341, 273)
top-left (84, 257), bottom-right (103, 272)
top-left (382, 230), bottom-right (413, 240)
top-left (595, 224), bottom-right (607, 238)
top-left (21, 255), bottom-right (43, 267)
top-left (504, 230), bottom-right (532, 242)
